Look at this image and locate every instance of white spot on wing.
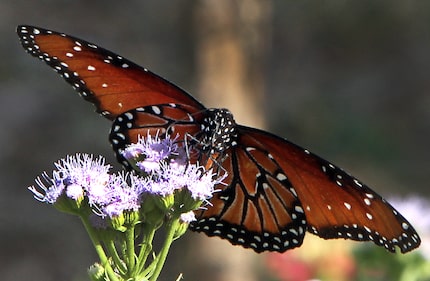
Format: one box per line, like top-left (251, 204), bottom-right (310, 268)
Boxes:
top-left (124, 112), bottom-right (133, 119)
top-left (152, 106), bottom-right (161, 114)
top-left (276, 173), bottom-right (287, 181)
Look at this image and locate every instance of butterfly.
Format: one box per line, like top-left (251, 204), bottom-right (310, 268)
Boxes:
top-left (17, 25), bottom-right (420, 253)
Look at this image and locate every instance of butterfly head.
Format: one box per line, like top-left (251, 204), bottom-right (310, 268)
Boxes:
top-left (200, 108), bottom-right (238, 154)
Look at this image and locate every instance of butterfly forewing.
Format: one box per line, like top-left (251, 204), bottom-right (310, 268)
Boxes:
top-left (17, 25), bottom-right (204, 120)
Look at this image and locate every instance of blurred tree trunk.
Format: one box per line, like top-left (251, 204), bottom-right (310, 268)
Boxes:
top-left (193, 0), bottom-right (270, 128)
top-left (184, 1), bottom-right (272, 281)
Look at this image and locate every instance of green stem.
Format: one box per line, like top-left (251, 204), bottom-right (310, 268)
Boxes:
top-left (149, 217), bottom-right (180, 281)
top-left (140, 253), bottom-right (160, 280)
top-left (80, 215), bottom-right (119, 281)
top-left (136, 225), bottom-right (156, 275)
top-left (106, 240), bottom-right (127, 275)
top-left (125, 225), bottom-right (136, 276)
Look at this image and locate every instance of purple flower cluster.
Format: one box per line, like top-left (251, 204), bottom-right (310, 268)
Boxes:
top-left (122, 134), bottom-right (186, 173)
top-left (29, 154), bottom-right (111, 204)
top-left (120, 134), bottom-right (215, 201)
top-left (29, 134), bottom-right (218, 222)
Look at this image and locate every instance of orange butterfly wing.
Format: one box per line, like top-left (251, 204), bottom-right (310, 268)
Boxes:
top-left (17, 25), bottom-right (205, 120)
top-left (192, 126), bottom-right (420, 253)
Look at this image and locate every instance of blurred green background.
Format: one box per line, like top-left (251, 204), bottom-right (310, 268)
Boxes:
top-left (1, 1), bottom-right (429, 280)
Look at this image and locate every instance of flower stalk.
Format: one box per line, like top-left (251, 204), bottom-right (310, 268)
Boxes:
top-left (149, 215), bottom-right (181, 281)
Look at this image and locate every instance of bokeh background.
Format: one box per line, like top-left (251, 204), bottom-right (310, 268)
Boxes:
top-left (1, 1), bottom-right (430, 280)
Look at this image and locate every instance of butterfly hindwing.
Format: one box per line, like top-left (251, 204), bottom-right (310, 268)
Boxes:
top-left (232, 126), bottom-right (420, 253)
top-left (191, 133), bottom-right (307, 252)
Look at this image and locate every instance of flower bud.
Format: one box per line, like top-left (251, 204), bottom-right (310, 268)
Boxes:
top-left (53, 193), bottom-right (83, 216)
top-left (154, 193), bottom-right (175, 211)
top-left (173, 211), bottom-right (196, 239)
top-left (174, 221), bottom-right (189, 240)
top-left (110, 213), bottom-right (127, 232)
top-left (88, 263), bottom-right (105, 281)
top-left (141, 196), bottom-right (166, 227)
top-left (174, 189), bottom-right (203, 214)
top-left (124, 210), bottom-right (141, 226)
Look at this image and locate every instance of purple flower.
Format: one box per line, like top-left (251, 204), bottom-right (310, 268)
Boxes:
top-left (29, 154), bottom-right (111, 204)
top-left (28, 171), bottom-right (66, 203)
top-left (138, 163), bottom-right (217, 202)
top-left (57, 154), bottom-right (111, 204)
top-left (167, 165), bottom-right (217, 201)
top-left (141, 177), bottom-right (176, 197)
top-left (185, 167), bottom-right (218, 201)
top-left (180, 211), bottom-right (196, 223)
top-left (121, 134), bottom-right (186, 173)
top-left (65, 183), bottom-right (84, 201)
top-left (121, 142), bottom-right (146, 159)
top-left (99, 173), bottom-right (146, 218)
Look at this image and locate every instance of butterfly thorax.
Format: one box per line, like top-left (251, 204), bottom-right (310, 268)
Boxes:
top-left (200, 108), bottom-right (238, 153)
